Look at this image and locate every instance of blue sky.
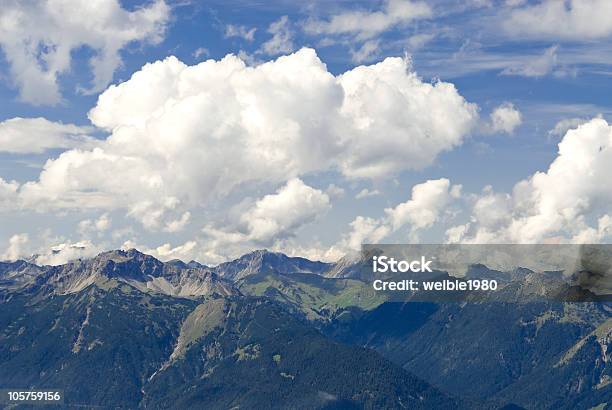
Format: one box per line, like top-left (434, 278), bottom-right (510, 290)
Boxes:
top-left (2, 0), bottom-right (612, 264)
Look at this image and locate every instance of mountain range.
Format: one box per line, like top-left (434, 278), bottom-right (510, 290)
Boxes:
top-left (1, 248), bottom-right (610, 409)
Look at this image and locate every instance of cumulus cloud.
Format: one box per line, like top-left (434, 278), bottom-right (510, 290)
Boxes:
top-left (304, 0), bottom-right (432, 40)
top-left (13, 48), bottom-right (477, 230)
top-left (548, 117), bottom-right (590, 138)
top-left (504, 0), bottom-right (612, 40)
top-left (1, 230), bottom-right (102, 264)
top-left (225, 24), bottom-right (257, 41)
top-left (260, 16), bottom-right (294, 56)
top-left (35, 240), bottom-right (103, 266)
top-left (0, 117), bottom-right (95, 154)
top-left (204, 178), bottom-right (330, 245)
top-left (126, 198), bottom-right (190, 232)
top-left (189, 179), bottom-right (331, 263)
top-left (341, 216), bottom-right (392, 250)
top-left (336, 56), bottom-right (477, 178)
top-left (1, 228), bottom-right (111, 265)
top-left (445, 223), bottom-right (469, 243)
top-left (78, 213), bottom-right (111, 236)
top-left (1, 233), bottom-right (29, 261)
top-left (0, 177), bottom-right (19, 210)
top-left (455, 118), bottom-right (612, 243)
top-left (121, 239), bottom-right (198, 262)
top-left (164, 212), bottom-right (191, 233)
top-left (487, 103), bottom-right (522, 134)
top-left (272, 241), bottom-right (345, 263)
top-left (571, 215), bottom-right (612, 244)
top-left (239, 178), bottom-right (329, 242)
top-left (385, 178), bottom-right (461, 234)
top-left (5, 232), bottom-right (198, 265)
top-left (338, 178), bottom-right (461, 250)
top-left (153, 241), bottom-right (197, 260)
top-left (501, 46), bottom-right (558, 78)
top-left (0, 0), bottom-right (169, 105)
top-left (470, 186), bottom-right (512, 230)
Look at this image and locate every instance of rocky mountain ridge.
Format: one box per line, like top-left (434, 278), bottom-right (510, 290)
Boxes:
top-left (2, 247), bottom-right (605, 301)
top-left (1, 247), bottom-right (611, 408)
top-left (0, 248), bottom-right (338, 299)
top-left (0, 249), bottom-right (234, 298)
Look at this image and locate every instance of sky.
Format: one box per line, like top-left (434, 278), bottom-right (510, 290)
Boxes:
top-left (1, 0), bottom-right (612, 265)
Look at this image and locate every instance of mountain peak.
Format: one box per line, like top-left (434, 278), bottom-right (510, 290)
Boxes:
top-left (214, 249), bottom-right (332, 281)
top-left (239, 249), bottom-right (276, 259)
top-left (94, 248), bottom-right (151, 263)
top-left (2, 248), bottom-right (234, 298)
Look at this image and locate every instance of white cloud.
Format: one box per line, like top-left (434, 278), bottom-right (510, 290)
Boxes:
top-left (325, 184), bottom-right (346, 199)
top-left (548, 117), bottom-right (590, 138)
top-left (192, 47), bottom-right (210, 59)
top-left (339, 178), bottom-right (461, 250)
top-left (571, 215), bottom-right (612, 244)
top-left (385, 178), bottom-right (461, 232)
top-left (470, 186), bottom-right (512, 229)
top-left (445, 223), bottom-right (469, 243)
top-left (458, 118), bottom-right (612, 243)
top-left (501, 46), bottom-right (558, 78)
top-left (0, 117), bottom-right (95, 154)
top-left (195, 228), bottom-right (252, 264)
top-left (126, 197), bottom-right (184, 231)
top-left (260, 16), bottom-right (294, 56)
top-left (0, 177), bottom-right (19, 210)
top-left (504, 0), bottom-right (612, 40)
top-left (205, 178), bottom-right (330, 245)
top-left (350, 39), bottom-right (381, 63)
top-left (304, 0), bottom-right (432, 40)
top-left (405, 33), bottom-right (436, 51)
top-left (272, 241), bottom-right (344, 263)
top-left (341, 216), bottom-right (391, 250)
top-left (355, 188), bottom-right (381, 199)
top-left (78, 213), bottom-right (111, 235)
top-left (336, 55), bottom-right (478, 178)
top-left (35, 240), bottom-right (102, 266)
top-left (194, 179), bottom-right (331, 263)
top-left (164, 211), bottom-right (191, 233)
top-left (14, 48), bottom-right (477, 229)
top-left (2, 231), bottom-right (105, 264)
top-left (118, 239), bottom-right (199, 262)
top-left (1, 233), bottom-right (29, 261)
top-left (6, 234), bottom-right (199, 265)
top-left (0, 0), bottom-right (169, 105)
top-left (241, 178), bottom-right (330, 242)
top-left (141, 240), bottom-right (198, 261)
top-left (1, 231), bottom-right (111, 265)
top-left (225, 24), bottom-right (256, 41)
top-left (94, 213), bottom-right (111, 231)
top-left (488, 103), bottom-right (522, 134)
